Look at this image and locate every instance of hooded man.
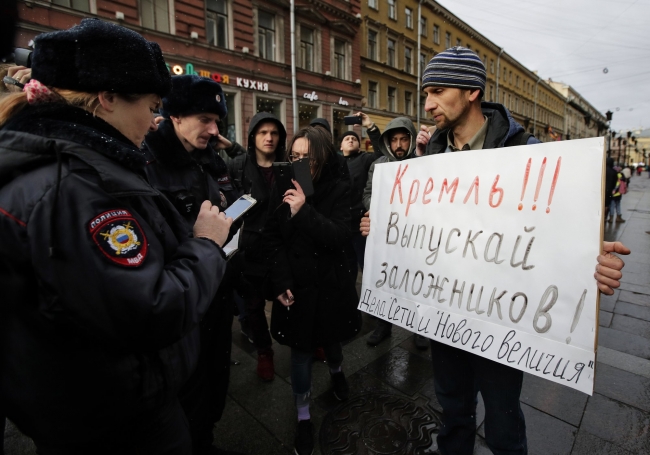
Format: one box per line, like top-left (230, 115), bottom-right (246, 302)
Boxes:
top-left (360, 115), bottom-right (429, 350)
top-left (223, 112), bottom-right (287, 382)
top-left (143, 75), bottom-right (242, 455)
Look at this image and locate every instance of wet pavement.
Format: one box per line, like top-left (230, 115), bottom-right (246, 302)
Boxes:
top-left (5, 175), bottom-right (650, 454)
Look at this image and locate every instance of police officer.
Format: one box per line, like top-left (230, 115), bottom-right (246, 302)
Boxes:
top-left (0, 19), bottom-right (232, 455)
top-left (143, 75), bottom-right (242, 455)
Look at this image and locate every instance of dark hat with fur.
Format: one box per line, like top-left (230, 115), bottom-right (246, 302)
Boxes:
top-left (31, 18), bottom-right (171, 96)
top-left (160, 75), bottom-right (227, 119)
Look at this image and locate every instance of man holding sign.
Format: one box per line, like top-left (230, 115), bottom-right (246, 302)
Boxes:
top-left (360, 47), bottom-right (629, 455)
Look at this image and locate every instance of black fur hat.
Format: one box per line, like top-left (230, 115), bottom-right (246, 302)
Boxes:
top-left (31, 18), bottom-right (171, 97)
top-left (160, 75), bottom-right (227, 119)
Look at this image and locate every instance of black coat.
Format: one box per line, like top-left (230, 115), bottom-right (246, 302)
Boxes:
top-left (0, 104), bottom-right (226, 446)
top-left (261, 153), bottom-right (361, 351)
top-left (143, 119), bottom-right (241, 233)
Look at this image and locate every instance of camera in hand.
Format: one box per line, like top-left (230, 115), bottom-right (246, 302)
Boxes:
top-left (343, 115), bottom-right (362, 125)
top-left (14, 48), bottom-right (33, 68)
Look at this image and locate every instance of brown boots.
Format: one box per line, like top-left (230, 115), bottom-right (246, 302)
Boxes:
top-left (616, 215), bottom-right (626, 223)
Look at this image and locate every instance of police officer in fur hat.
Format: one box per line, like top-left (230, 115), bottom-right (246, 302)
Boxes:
top-left (0, 19), bottom-right (233, 455)
top-left (143, 75), bottom-right (243, 455)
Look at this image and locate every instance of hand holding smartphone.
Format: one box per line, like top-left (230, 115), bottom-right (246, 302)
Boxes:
top-left (343, 115), bottom-right (362, 125)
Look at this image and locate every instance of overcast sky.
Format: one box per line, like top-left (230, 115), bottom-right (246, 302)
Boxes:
top-left (436, 0), bottom-right (650, 133)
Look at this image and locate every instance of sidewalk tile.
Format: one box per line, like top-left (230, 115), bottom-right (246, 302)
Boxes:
top-left (594, 363), bottom-right (650, 412)
top-left (520, 403), bottom-right (576, 454)
top-left (598, 326), bottom-right (650, 360)
top-left (520, 373), bottom-right (587, 426)
top-left (620, 269), bottom-right (650, 287)
top-left (619, 289), bottom-right (650, 307)
top-left (611, 313), bottom-right (650, 339)
top-left (619, 282), bottom-right (650, 295)
top-left (599, 289), bottom-right (619, 312)
top-left (362, 346), bottom-right (434, 396)
top-left (596, 346), bottom-right (650, 379)
top-left (599, 310), bottom-right (613, 328)
top-left (581, 394), bottom-right (650, 453)
top-left (613, 301), bottom-right (650, 322)
top-left (571, 428), bottom-right (634, 455)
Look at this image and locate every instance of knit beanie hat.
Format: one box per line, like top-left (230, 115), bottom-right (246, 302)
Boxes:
top-left (339, 131), bottom-right (360, 144)
top-left (422, 47), bottom-right (486, 94)
top-left (31, 18), bottom-right (171, 97)
top-left (160, 75), bottom-right (227, 119)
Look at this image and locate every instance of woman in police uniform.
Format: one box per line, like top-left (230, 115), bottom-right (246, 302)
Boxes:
top-left (0, 19), bottom-right (231, 455)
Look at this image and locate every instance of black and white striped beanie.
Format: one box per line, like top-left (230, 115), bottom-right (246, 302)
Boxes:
top-left (422, 47), bottom-right (486, 93)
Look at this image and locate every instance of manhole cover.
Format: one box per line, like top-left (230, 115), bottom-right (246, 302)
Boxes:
top-left (320, 393), bottom-right (440, 454)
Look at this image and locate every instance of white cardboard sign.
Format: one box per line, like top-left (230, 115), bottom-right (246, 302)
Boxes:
top-left (359, 137), bottom-right (604, 395)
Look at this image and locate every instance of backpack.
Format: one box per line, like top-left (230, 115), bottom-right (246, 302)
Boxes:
top-left (618, 176), bottom-right (627, 195)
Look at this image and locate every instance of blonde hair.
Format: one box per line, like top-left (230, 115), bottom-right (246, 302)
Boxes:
top-left (0, 88), bottom-right (101, 127)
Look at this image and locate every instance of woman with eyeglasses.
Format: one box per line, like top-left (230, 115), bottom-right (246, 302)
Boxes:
top-left (260, 126), bottom-right (361, 455)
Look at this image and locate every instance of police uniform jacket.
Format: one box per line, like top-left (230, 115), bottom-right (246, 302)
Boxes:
top-left (0, 103), bottom-right (227, 446)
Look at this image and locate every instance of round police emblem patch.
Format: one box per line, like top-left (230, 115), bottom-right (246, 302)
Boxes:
top-left (88, 210), bottom-right (148, 267)
top-left (216, 94), bottom-right (221, 102)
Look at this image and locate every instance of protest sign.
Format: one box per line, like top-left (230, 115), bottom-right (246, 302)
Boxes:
top-left (359, 137), bottom-right (604, 394)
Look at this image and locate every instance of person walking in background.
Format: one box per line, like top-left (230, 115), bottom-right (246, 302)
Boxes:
top-left (609, 165), bottom-right (627, 223)
top-left (0, 19), bottom-right (232, 454)
top-left (258, 127), bottom-right (361, 455)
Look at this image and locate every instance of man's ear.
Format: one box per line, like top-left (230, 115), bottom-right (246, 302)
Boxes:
top-left (468, 89), bottom-right (482, 103)
top-left (97, 91), bottom-right (117, 113)
top-left (170, 115), bottom-right (182, 125)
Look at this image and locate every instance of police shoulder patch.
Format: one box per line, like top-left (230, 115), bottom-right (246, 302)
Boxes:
top-left (88, 209), bottom-right (148, 267)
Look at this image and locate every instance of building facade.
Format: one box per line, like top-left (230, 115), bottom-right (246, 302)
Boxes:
top-left (14, 0), bottom-right (364, 146)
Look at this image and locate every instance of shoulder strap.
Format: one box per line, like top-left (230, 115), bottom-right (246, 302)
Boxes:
top-left (504, 131), bottom-right (533, 148)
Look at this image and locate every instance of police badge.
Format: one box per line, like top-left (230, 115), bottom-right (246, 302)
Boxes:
top-left (89, 209), bottom-right (148, 267)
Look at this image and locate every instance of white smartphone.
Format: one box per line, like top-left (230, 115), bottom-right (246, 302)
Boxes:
top-left (224, 194), bottom-right (257, 221)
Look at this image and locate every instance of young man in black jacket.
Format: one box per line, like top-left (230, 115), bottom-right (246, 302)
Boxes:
top-left (222, 112), bottom-right (287, 382)
top-left (143, 75), bottom-right (242, 455)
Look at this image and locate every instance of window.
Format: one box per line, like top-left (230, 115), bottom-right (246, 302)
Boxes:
top-left (388, 87), bottom-right (396, 112)
top-left (405, 7), bottom-right (413, 29)
top-left (404, 46), bottom-right (412, 74)
top-left (368, 82), bottom-right (378, 108)
top-left (388, 0), bottom-right (396, 19)
top-left (456, 38), bottom-right (461, 46)
top-left (516, 75), bottom-right (519, 88)
top-left (420, 95), bottom-right (426, 118)
top-left (141, 0), bottom-right (170, 33)
top-left (256, 95), bottom-right (283, 120)
top-left (368, 0), bottom-right (377, 9)
top-left (420, 17), bottom-right (427, 37)
top-left (368, 30), bottom-right (377, 60)
top-left (420, 52), bottom-right (426, 76)
top-left (433, 25), bottom-right (440, 44)
top-left (52, 0), bottom-right (89, 11)
top-left (489, 85), bottom-right (493, 102)
top-left (405, 91), bottom-right (412, 116)
top-left (258, 10), bottom-right (276, 61)
top-left (207, 0), bottom-right (228, 48)
top-left (387, 38), bottom-right (396, 67)
top-left (445, 32), bottom-right (451, 48)
top-left (300, 26), bottom-right (314, 71)
top-left (503, 67), bottom-right (507, 81)
top-left (490, 59), bottom-right (494, 74)
top-left (334, 39), bottom-right (347, 79)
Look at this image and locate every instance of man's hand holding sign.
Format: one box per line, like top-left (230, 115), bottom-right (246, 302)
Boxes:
top-left (358, 46), bottom-right (631, 455)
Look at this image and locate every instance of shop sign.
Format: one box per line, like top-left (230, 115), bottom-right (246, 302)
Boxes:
top-left (166, 63), bottom-right (269, 92)
top-left (303, 91), bottom-right (319, 101)
top-left (338, 97), bottom-right (349, 106)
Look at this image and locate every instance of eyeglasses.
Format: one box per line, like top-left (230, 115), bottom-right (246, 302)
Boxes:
top-left (289, 155), bottom-right (312, 163)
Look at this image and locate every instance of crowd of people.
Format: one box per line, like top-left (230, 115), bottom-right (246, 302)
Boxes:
top-left (0, 19), bottom-right (630, 455)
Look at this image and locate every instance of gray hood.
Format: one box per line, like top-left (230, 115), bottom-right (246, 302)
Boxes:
top-left (380, 117), bottom-right (417, 161)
